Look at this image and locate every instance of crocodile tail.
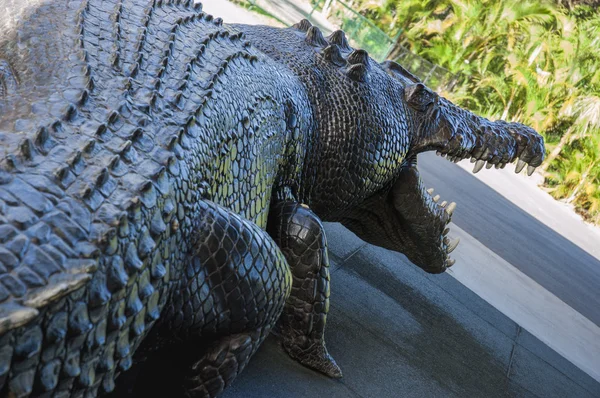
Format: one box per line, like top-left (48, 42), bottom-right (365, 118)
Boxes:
top-left (0, 0), bottom-right (222, 395)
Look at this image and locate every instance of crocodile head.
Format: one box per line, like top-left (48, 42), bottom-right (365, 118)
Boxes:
top-left (340, 60), bottom-right (545, 273)
top-left (239, 21), bottom-right (545, 273)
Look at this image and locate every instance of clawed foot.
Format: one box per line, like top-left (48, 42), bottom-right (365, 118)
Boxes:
top-left (282, 338), bottom-right (343, 378)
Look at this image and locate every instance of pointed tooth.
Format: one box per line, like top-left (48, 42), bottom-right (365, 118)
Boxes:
top-left (427, 188), bottom-right (434, 195)
top-left (433, 195), bottom-right (440, 203)
top-left (485, 161), bottom-right (493, 169)
top-left (527, 165), bottom-right (537, 176)
top-left (446, 258), bottom-right (456, 267)
top-left (441, 201), bottom-right (447, 208)
top-left (473, 160), bottom-right (485, 173)
top-left (443, 227), bottom-right (450, 236)
top-left (470, 157), bottom-right (477, 163)
top-left (447, 238), bottom-right (460, 253)
top-left (515, 159), bottom-right (527, 173)
top-left (443, 237), bottom-right (450, 245)
top-left (446, 202), bottom-right (456, 216)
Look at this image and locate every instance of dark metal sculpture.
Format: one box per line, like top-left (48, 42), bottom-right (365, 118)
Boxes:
top-left (0, 1), bottom-right (544, 396)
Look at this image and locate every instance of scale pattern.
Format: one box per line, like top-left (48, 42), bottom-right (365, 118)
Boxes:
top-left (0, 1), bottom-right (544, 397)
top-left (0, 1), bottom-right (304, 396)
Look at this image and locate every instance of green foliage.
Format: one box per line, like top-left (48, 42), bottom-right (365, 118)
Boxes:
top-left (353, 0), bottom-right (600, 224)
top-left (336, 13), bottom-right (392, 60)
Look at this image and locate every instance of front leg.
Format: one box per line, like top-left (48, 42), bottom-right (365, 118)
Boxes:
top-left (130, 200), bottom-right (292, 398)
top-left (267, 201), bottom-right (342, 378)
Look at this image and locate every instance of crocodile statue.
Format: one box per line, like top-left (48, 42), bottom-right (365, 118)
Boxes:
top-left (0, 0), bottom-right (544, 397)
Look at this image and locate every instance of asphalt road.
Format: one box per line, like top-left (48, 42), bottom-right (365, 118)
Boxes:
top-left (418, 152), bottom-right (600, 327)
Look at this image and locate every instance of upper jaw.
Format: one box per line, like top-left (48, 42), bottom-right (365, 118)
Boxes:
top-left (413, 98), bottom-right (545, 175)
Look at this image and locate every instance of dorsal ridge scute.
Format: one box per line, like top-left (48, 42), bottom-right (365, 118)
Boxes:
top-left (347, 63), bottom-right (369, 83)
top-left (381, 60), bottom-right (421, 84)
top-left (292, 19), bottom-right (313, 32)
top-left (347, 49), bottom-right (370, 68)
top-left (305, 26), bottom-right (328, 47)
top-left (322, 45), bottom-right (346, 67)
top-left (327, 30), bottom-right (351, 52)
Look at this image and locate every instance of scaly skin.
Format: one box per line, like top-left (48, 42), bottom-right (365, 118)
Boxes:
top-left (0, 2), bottom-right (544, 397)
top-left (239, 21), bottom-right (544, 271)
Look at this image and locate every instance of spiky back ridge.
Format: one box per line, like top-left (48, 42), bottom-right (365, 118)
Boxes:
top-left (237, 20), bottom-right (412, 218)
top-left (0, 0), bottom-right (277, 396)
top-left (292, 19), bottom-right (419, 87)
top-left (292, 19), bottom-right (371, 83)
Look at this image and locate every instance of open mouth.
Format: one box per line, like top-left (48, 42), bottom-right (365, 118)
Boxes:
top-left (389, 113), bottom-right (545, 274)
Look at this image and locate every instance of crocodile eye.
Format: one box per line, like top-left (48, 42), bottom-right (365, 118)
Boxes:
top-left (405, 82), bottom-right (437, 111)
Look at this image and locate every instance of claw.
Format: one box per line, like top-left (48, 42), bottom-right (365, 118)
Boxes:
top-left (473, 159), bottom-right (485, 173)
top-left (527, 165), bottom-right (536, 176)
top-left (515, 158), bottom-right (526, 173)
top-left (447, 237), bottom-right (460, 253)
top-left (446, 202), bottom-right (456, 216)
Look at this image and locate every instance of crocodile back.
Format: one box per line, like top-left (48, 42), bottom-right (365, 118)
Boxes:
top-left (235, 23), bottom-right (412, 220)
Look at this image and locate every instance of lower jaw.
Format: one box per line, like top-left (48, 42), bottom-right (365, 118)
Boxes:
top-left (391, 166), bottom-right (459, 272)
